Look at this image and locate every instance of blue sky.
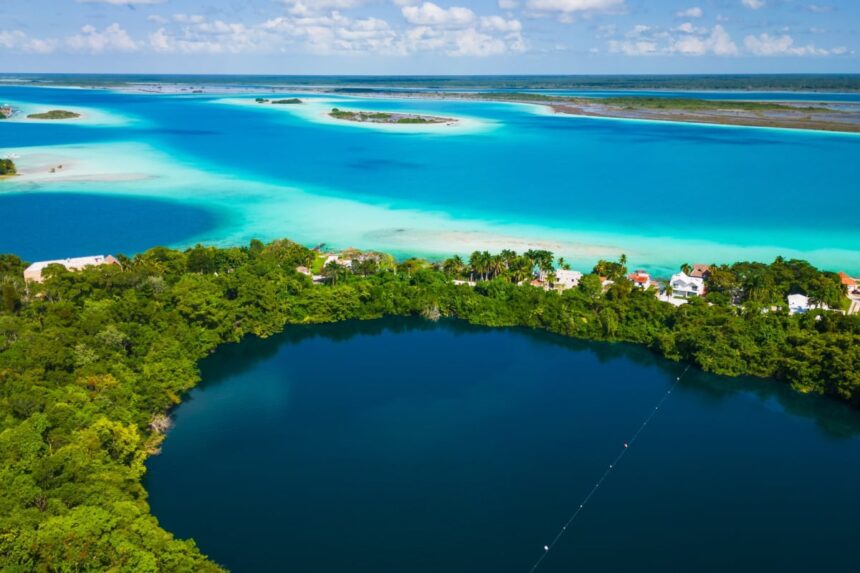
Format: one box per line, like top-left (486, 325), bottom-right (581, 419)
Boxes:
top-left (0, 0), bottom-right (858, 74)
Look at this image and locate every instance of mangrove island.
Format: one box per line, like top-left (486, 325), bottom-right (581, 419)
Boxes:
top-left (0, 158), bottom-right (16, 176)
top-left (26, 109), bottom-right (81, 120)
top-left (255, 97), bottom-right (303, 104)
top-left (329, 107), bottom-right (455, 125)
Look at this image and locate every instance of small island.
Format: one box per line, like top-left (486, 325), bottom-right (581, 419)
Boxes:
top-left (0, 158), bottom-right (16, 177)
top-left (329, 107), bottom-right (455, 125)
top-left (0, 105), bottom-right (13, 119)
top-left (255, 97), bottom-right (303, 104)
top-left (27, 109), bottom-right (81, 120)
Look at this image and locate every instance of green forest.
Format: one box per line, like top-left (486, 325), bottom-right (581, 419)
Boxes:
top-left (25, 110), bottom-right (81, 120)
top-left (0, 239), bottom-right (858, 571)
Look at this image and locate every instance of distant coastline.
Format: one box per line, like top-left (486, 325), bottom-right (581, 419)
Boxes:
top-left (5, 74), bottom-right (856, 132)
top-left (3, 73), bottom-right (860, 93)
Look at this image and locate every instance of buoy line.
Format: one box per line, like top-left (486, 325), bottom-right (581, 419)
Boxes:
top-left (527, 364), bottom-right (693, 573)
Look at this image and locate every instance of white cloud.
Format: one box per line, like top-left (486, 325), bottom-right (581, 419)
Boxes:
top-left (671, 25), bottom-right (737, 55)
top-left (147, 8), bottom-right (523, 58)
top-left (806, 4), bottom-right (833, 13)
top-left (526, 0), bottom-right (625, 14)
top-left (481, 16), bottom-right (522, 33)
top-left (608, 39), bottom-right (658, 55)
top-left (741, 0), bottom-right (765, 9)
top-left (498, 0), bottom-right (520, 8)
top-left (0, 30), bottom-right (57, 53)
top-left (610, 23), bottom-right (736, 56)
top-left (402, 3), bottom-right (475, 27)
top-left (66, 23), bottom-right (138, 53)
top-left (281, 0), bottom-right (365, 16)
top-left (595, 24), bottom-right (616, 38)
top-left (744, 33), bottom-right (831, 56)
top-left (675, 7), bottom-right (702, 18)
top-left (77, 0), bottom-right (166, 4)
top-left (450, 28), bottom-right (506, 56)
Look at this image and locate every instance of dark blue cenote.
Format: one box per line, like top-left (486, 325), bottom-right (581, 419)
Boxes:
top-left (144, 318), bottom-right (860, 573)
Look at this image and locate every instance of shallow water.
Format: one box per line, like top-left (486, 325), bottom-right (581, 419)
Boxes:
top-left (1, 84), bottom-right (859, 273)
top-left (145, 319), bottom-right (860, 573)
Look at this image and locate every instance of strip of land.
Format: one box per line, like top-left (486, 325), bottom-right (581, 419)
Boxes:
top-left (26, 109), bottom-right (81, 120)
top-left (319, 89), bottom-right (860, 133)
top-left (328, 107), bottom-right (456, 125)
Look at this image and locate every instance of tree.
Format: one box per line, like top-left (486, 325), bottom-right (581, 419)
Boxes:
top-left (0, 158), bottom-right (16, 175)
top-left (579, 274), bottom-right (603, 301)
top-left (321, 261), bottom-right (350, 285)
top-left (442, 255), bottom-right (466, 277)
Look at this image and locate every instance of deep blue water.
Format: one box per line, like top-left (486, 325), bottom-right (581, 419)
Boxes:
top-left (145, 319), bottom-right (860, 573)
top-left (0, 193), bottom-right (218, 261)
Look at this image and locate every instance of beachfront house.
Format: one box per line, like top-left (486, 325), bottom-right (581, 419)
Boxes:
top-left (689, 264), bottom-right (711, 280)
top-left (554, 269), bottom-right (583, 290)
top-left (628, 270), bottom-right (652, 290)
top-left (670, 272), bottom-right (705, 299)
top-left (324, 254), bottom-right (351, 269)
top-left (839, 272), bottom-right (858, 293)
top-left (787, 294), bottom-right (831, 315)
top-left (788, 294), bottom-right (811, 315)
top-left (24, 255), bottom-right (120, 283)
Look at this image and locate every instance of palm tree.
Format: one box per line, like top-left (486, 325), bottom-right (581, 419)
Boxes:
top-left (537, 251), bottom-right (555, 274)
top-left (499, 249), bottom-right (517, 268)
top-left (468, 251), bottom-right (481, 281)
top-left (619, 253), bottom-right (628, 267)
top-left (443, 255), bottom-right (466, 277)
top-left (509, 257), bottom-right (532, 284)
top-left (480, 251), bottom-right (492, 280)
top-left (489, 255), bottom-right (505, 279)
top-left (681, 263), bottom-right (692, 275)
top-left (321, 261), bottom-right (349, 285)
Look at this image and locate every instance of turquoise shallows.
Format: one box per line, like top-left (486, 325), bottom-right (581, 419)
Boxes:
top-left (1, 84), bottom-right (858, 274)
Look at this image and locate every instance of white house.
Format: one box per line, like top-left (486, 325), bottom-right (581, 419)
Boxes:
top-left (670, 272), bottom-right (705, 299)
top-left (787, 294), bottom-right (830, 315)
top-left (788, 294), bottom-right (810, 315)
top-left (24, 255), bottom-right (120, 283)
top-left (324, 254), bottom-right (351, 269)
top-left (554, 269), bottom-right (583, 290)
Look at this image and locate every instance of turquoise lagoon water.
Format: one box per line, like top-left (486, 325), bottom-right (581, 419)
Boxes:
top-left (145, 319), bottom-right (860, 572)
top-left (1, 84), bottom-right (859, 273)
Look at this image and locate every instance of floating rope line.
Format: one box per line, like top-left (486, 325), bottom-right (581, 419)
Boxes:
top-left (527, 363), bottom-right (693, 573)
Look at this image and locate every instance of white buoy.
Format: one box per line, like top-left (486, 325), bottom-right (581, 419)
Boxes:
top-left (544, 545), bottom-right (549, 551)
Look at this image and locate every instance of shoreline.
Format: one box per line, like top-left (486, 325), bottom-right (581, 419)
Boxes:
top-left (321, 89), bottom-right (860, 134)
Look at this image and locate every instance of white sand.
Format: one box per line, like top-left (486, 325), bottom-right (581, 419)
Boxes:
top-left (0, 99), bottom-right (134, 126)
top-left (4, 140), bottom-right (858, 276)
top-left (213, 96), bottom-right (498, 136)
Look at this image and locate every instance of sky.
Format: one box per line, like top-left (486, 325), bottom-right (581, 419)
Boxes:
top-left (0, 0), bottom-right (858, 74)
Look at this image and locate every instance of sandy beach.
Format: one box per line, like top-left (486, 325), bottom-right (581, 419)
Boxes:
top-left (213, 96), bottom-right (497, 135)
